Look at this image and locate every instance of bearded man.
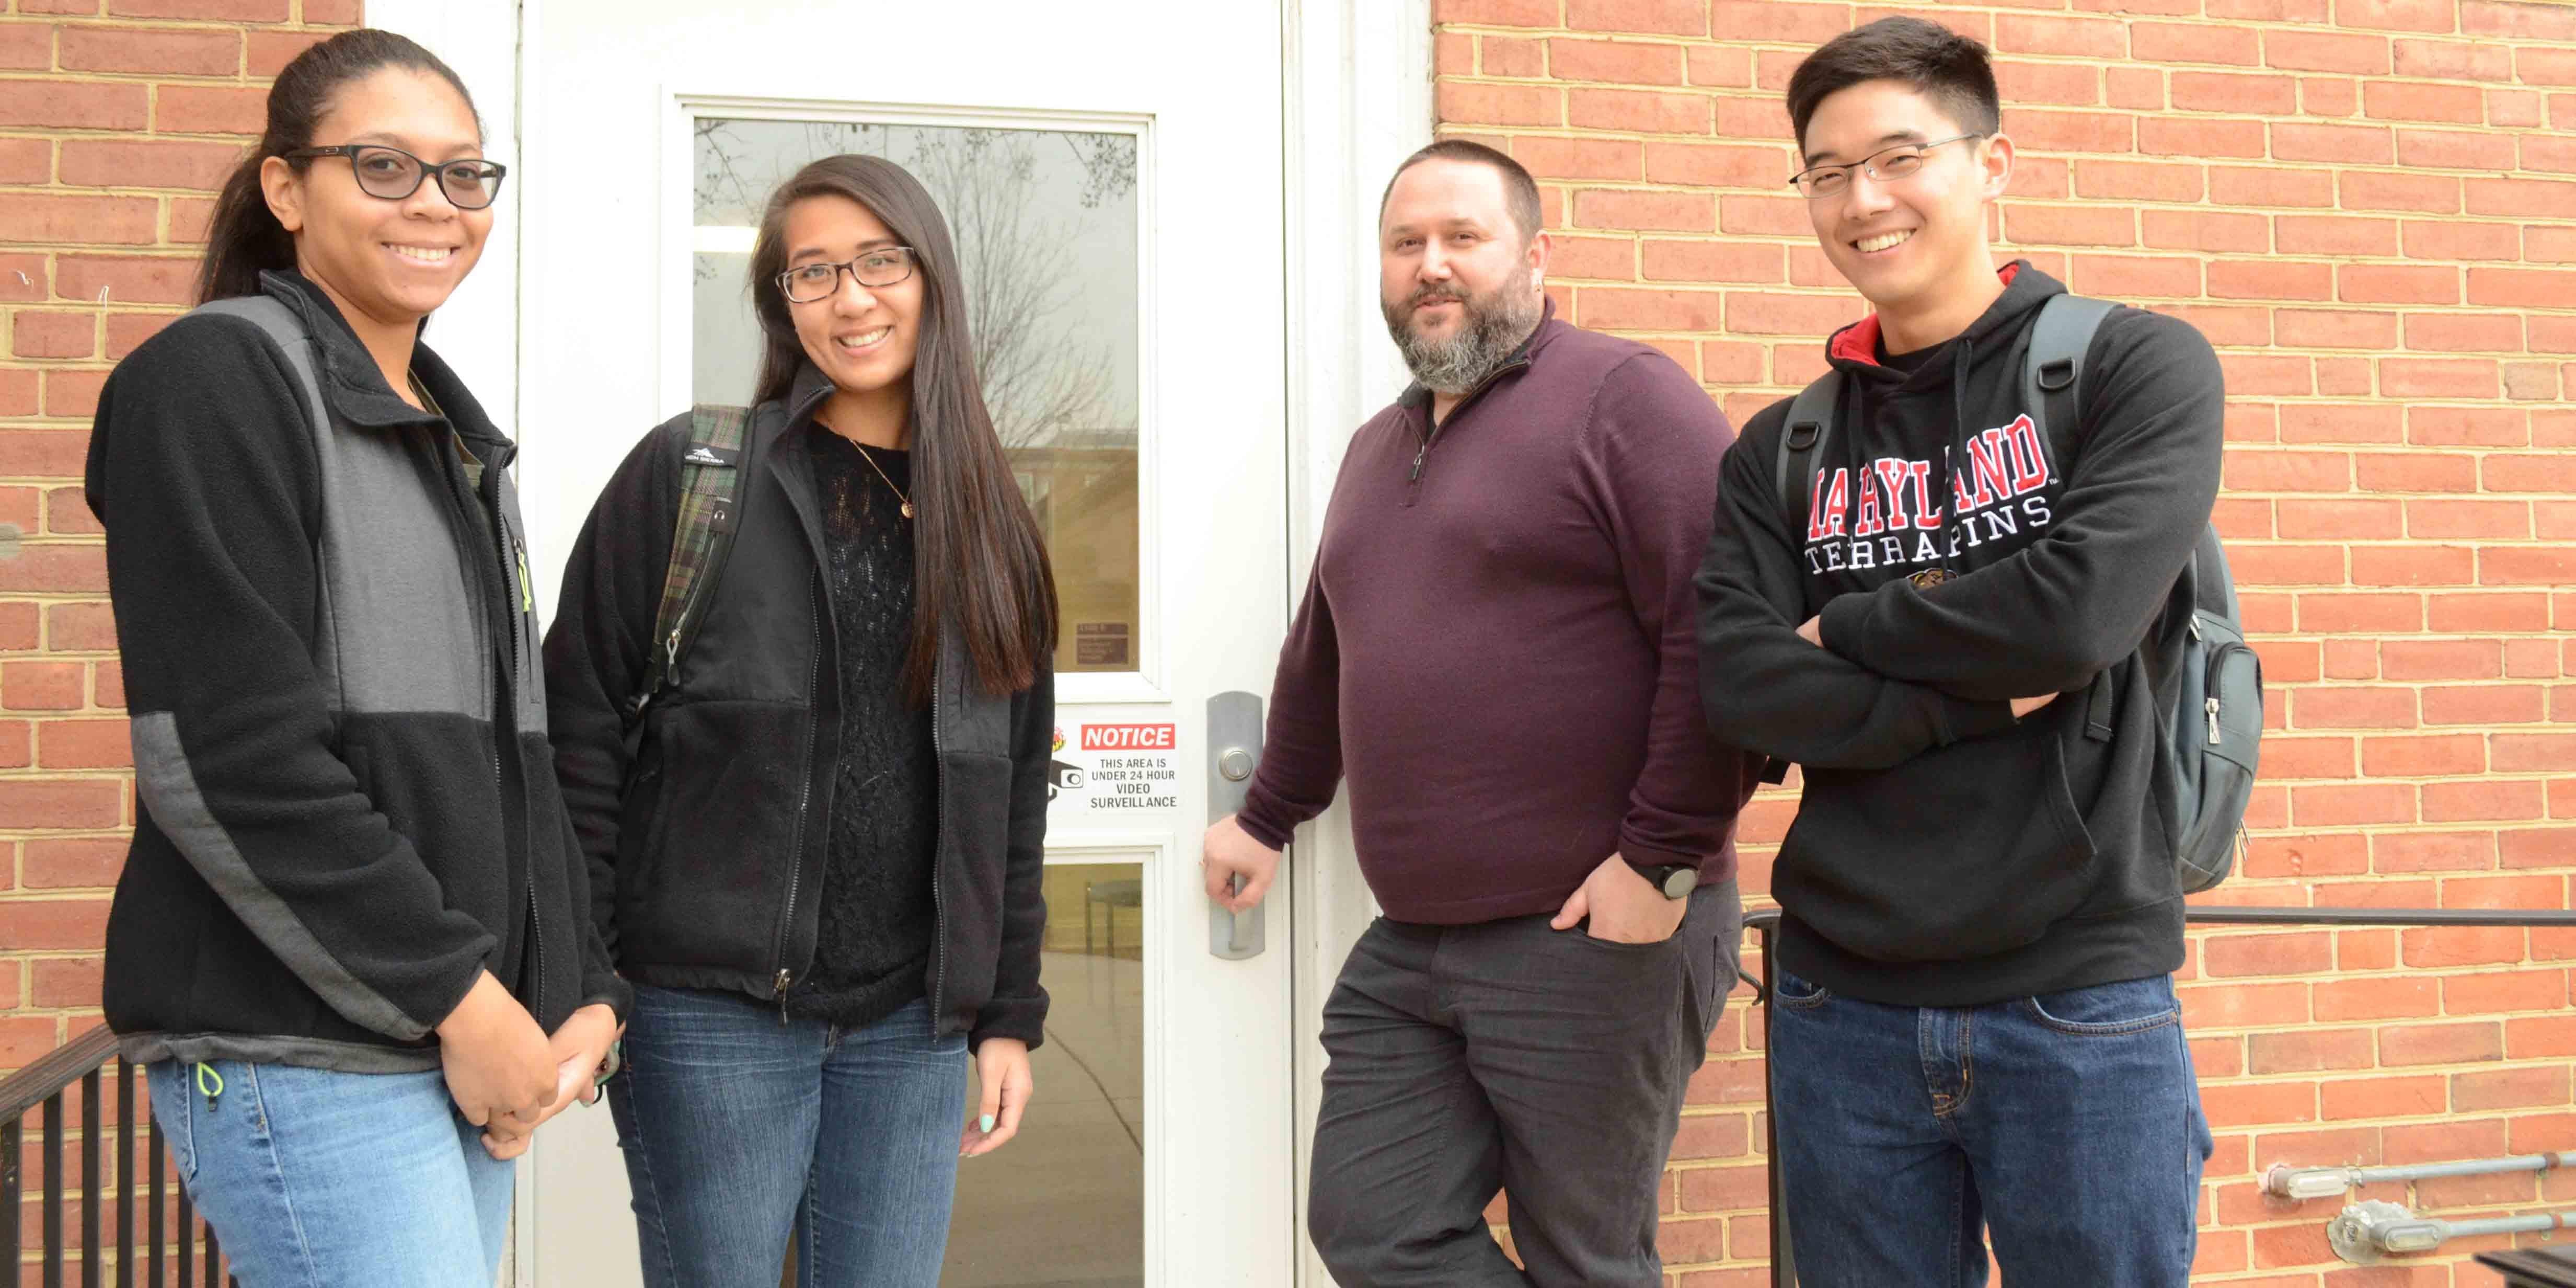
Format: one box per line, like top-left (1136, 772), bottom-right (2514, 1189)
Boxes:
top-left (1199, 140), bottom-right (1760, 1288)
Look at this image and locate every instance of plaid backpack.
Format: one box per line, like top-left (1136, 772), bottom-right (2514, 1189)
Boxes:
top-left (627, 404), bottom-right (752, 732)
top-left (1767, 295), bottom-right (2262, 893)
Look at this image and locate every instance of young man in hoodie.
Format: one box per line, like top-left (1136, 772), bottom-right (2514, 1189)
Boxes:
top-left (1694, 18), bottom-right (2224, 1285)
top-left (1204, 140), bottom-right (1756, 1286)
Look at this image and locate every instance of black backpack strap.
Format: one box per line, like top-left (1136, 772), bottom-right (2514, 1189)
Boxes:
top-left (1760, 374), bottom-right (1843, 785)
top-left (627, 405), bottom-right (752, 750)
top-left (2028, 294), bottom-right (2120, 741)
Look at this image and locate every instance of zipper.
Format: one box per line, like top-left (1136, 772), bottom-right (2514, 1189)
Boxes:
top-left (926, 650), bottom-right (950, 1032)
top-left (772, 568), bottom-right (825, 1023)
top-left (486, 474), bottom-right (544, 1019)
top-left (1406, 355), bottom-right (1530, 497)
top-left (2203, 638), bottom-right (2253, 748)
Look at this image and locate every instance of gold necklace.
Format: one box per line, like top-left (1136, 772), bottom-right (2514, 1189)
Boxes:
top-left (847, 440), bottom-right (914, 520)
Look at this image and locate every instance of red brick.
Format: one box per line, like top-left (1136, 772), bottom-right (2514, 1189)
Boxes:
top-left (2138, 116), bottom-right (2266, 159)
top-left (2272, 121), bottom-right (2394, 165)
top-left (36, 717), bottom-right (129, 768)
top-left (2404, 313), bottom-right (2524, 355)
top-left (2210, 258), bottom-right (2333, 301)
top-left (0, 136), bottom-right (51, 185)
top-left (2247, 1027), bottom-right (2377, 1074)
top-left (1723, 291), bottom-right (1861, 336)
top-left (2424, 684), bottom-right (2547, 726)
top-left (2431, 592), bottom-right (2550, 632)
top-left (2264, 29), bottom-right (2393, 75)
top-left (2315, 975), bottom-right (2441, 1020)
top-left (2522, 48), bottom-right (2576, 87)
top-left (2506, 1016), bottom-right (2576, 1059)
top-left (1568, 87), bottom-right (1708, 133)
top-left (0, 194), bottom-right (157, 246)
top-left (2383, 1020), bottom-right (2507, 1066)
top-left (2278, 404), bottom-right (2398, 446)
top-left (1993, 60), bottom-right (2100, 108)
top-left (2381, 356), bottom-right (2496, 397)
top-left (2004, 109), bottom-right (2135, 153)
top-left (1577, 286), bottom-right (1725, 331)
top-left (2423, 778), bottom-right (2547, 822)
top-left (0, 79), bottom-right (150, 131)
top-left (22, 836), bottom-right (123, 889)
top-left (1564, 0), bottom-right (1705, 36)
top-left (1641, 239), bottom-right (1781, 283)
top-left (2462, 0), bottom-right (2576, 39)
top-left (2362, 733), bottom-right (2486, 777)
top-left (2363, 81), bottom-right (2487, 123)
top-left (2224, 448), bottom-right (2350, 492)
top-left (12, 310), bottom-right (96, 359)
top-left (2276, 215), bottom-right (2397, 257)
top-left (1549, 38), bottom-right (1685, 86)
top-left (55, 255), bottom-right (198, 306)
top-left (2338, 264), bottom-right (2458, 308)
top-left (2470, 267), bottom-right (2576, 310)
top-left (2004, 204), bottom-right (2135, 248)
top-left (0, 778), bottom-right (121, 831)
top-left (2411, 500), bottom-right (2529, 540)
top-left (109, 0), bottom-right (290, 15)
top-left (2202, 1081), bottom-right (2318, 1129)
top-left (2297, 783), bottom-right (2417, 826)
top-left (2172, 71), bottom-right (2295, 114)
top-left (2129, 20), bottom-right (2257, 66)
top-left (2301, 74), bottom-right (2360, 117)
top-left (2257, 735), bottom-right (2355, 780)
top-left (58, 138), bottom-right (242, 191)
top-left (2322, 1074), bottom-right (2448, 1121)
top-left (1434, 0), bottom-right (1560, 22)
top-left (2339, 0), bottom-right (2458, 30)
top-left (3, 660), bottom-right (85, 710)
top-left (2205, 932), bottom-right (2336, 977)
top-left (2070, 158), bottom-right (2201, 203)
top-left (1572, 188), bottom-right (1710, 232)
top-left (2383, 640), bottom-right (2504, 681)
top-left (2181, 980), bottom-right (2312, 1028)
top-left (2294, 685), bottom-right (2418, 729)
top-left (58, 26), bottom-right (238, 76)
top-left (2211, 164), bottom-right (2336, 208)
top-left (2455, 1066), bottom-right (2572, 1111)
top-left (1685, 45), bottom-right (1750, 88)
top-left (2244, 832), bottom-right (2371, 878)
top-left (2070, 254), bottom-right (2201, 299)
top-left (2359, 452), bottom-right (2478, 493)
top-left (2470, 176), bottom-right (2576, 217)
top-left (103, 312), bottom-right (172, 360)
top-left (1641, 141), bottom-right (1786, 188)
top-left (2274, 309), bottom-right (2396, 350)
top-left (2402, 221), bottom-right (2520, 265)
top-left (152, 84), bottom-right (266, 135)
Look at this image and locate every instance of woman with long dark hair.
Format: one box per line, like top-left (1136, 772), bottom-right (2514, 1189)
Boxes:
top-left (84, 28), bottom-right (625, 1285)
top-left (544, 153), bottom-right (1058, 1285)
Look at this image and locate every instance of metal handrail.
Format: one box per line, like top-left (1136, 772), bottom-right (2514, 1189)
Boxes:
top-left (3, 1026), bottom-right (229, 1286)
top-left (1743, 904), bottom-right (2576, 1287)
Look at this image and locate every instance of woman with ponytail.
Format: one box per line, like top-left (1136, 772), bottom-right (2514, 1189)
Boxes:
top-left (85, 29), bottom-right (625, 1285)
top-left (544, 154), bottom-right (1057, 1286)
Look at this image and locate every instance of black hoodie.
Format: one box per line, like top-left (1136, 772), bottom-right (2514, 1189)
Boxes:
top-left (1695, 263), bottom-right (2224, 1007)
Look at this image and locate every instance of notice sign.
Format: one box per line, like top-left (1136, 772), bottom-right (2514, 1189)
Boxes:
top-left (1075, 622), bottom-right (1131, 667)
top-left (1063, 722), bottom-right (1180, 811)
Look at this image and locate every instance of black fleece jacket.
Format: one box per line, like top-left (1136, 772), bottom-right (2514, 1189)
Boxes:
top-left (1695, 263), bottom-right (2225, 1006)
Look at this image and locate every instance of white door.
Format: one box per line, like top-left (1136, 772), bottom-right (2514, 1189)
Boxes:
top-left (506, 4), bottom-right (1296, 1283)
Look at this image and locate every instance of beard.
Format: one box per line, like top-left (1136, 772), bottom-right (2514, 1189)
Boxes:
top-left (1382, 278), bottom-right (1544, 395)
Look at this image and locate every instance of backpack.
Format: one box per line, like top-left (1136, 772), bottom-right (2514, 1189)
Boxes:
top-left (625, 405), bottom-right (753, 738)
top-left (1768, 293), bottom-right (2261, 894)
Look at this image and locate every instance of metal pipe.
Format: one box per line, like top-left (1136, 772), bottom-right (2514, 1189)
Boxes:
top-left (2329, 1200), bottom-right (2576, 1263)
top-left (2268, 1153), bottom-right (2576, 1200)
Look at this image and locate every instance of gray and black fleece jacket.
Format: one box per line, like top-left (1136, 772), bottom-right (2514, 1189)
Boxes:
top-left (86, 270), bottom-right (627, 1074)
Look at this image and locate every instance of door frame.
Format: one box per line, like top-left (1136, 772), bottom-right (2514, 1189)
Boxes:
top-left (365, 1), bottom-right (1433, 1281)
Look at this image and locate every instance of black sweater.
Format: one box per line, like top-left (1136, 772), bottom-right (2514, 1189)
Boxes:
top-left (1695, 263), bottom-right (2225, 1006)
top-left (788, 430), bottom-right (938, 1027)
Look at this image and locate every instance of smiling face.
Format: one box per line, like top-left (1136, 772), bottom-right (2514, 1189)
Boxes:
top-left (781, 193), bottom-right (923, 401)
top-left (264, 67), bottom-right (489, 331)
top-left (1800, 78), bottom-right (2011, 318)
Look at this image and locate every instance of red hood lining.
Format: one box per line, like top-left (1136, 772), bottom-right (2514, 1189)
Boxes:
top-left (1826, 260), bottom-right (2025, 367)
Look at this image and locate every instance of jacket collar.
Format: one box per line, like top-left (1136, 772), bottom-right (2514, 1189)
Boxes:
top-left (1395, 294), bottom-right (1562, 418)
top-left (1822, 259), bottom-right (2061, 387)
top-left (255, 269), bottom-right (515, 468)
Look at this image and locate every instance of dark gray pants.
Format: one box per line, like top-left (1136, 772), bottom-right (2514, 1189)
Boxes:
top-left (1308, 879), bottom-right (1743, 1287)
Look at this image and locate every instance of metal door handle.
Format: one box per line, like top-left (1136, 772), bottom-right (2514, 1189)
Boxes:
top-left (1208, 691), bottom-right (1266, 960)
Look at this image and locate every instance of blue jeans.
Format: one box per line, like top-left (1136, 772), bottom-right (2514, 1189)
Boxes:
top-left (1769, 971), bottom-right (2212, 1288)
top-left (608, 988), bottom-right (970, 1288)
top-left (144, 1060), bottom-right (512, 1287)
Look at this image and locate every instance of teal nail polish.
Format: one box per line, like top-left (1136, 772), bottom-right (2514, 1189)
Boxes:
top-left (980, 1113), bottom-right (997, 1133)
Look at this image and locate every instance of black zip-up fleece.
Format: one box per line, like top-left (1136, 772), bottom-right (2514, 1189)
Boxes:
top-left (88, 271), bottom-right (626, 1073)
top-left (543, 364), bottom-right (1052, 1050)
top-left (1695, 263), bottom-right (2224, 1007)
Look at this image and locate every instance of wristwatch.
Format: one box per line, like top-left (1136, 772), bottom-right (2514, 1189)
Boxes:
top-left (1628, 860), bottom-right (1699, 900)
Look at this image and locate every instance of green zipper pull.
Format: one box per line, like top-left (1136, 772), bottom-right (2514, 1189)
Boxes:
top-left (194, 1061), bottom-right (225, 1111)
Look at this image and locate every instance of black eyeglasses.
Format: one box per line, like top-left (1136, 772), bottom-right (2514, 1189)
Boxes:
top-left (1789, 134), bottom-right (1984, 200)
top-left (777, 248), bottom-right (918, 304)
top-left (285, 144), bottom-right (508, 210)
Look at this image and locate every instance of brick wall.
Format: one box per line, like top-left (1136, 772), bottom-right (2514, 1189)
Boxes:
top-left (0, 0), bottom-right (354, 1078)
top-left (1434, 1), bottom-right (2575, 1284)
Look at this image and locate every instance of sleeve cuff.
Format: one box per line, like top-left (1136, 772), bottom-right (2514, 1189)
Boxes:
top-left (969, 997), bottom-right (1048, 1052)
top-left (1816, 591), bottom-right (1878, 663)
top-left (1233, 797), bottom-right (1297, 852)
top-left (1620, 841), bottom-right (1708, 875)
top-left (1939, 695), bottom-right (2020, 744)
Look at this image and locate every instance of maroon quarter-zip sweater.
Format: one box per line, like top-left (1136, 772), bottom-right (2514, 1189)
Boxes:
top-left (1236, 305), bottom-right (1758, 924)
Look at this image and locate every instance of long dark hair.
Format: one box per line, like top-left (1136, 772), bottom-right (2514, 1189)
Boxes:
top-left (198, 29), bottom-right (480, 305)
top-left (749, 155), bottom-right (1060, 700)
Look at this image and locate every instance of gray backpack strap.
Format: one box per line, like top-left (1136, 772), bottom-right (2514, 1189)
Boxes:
top-left (2026, 294), bottom-right (2120, 741)
top-left (1773, 374), bottom-right (1840, 543)
top-left (194, 296), bottom-right (328, 440)
top-left (1758, 375), bottom-right (1841, 786)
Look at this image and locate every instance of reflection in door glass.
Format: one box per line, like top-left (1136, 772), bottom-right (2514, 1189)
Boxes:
top-left (692, 118), bottom-right (1143, 675)
top-left (945, 861), bottom-right (1145, 1287)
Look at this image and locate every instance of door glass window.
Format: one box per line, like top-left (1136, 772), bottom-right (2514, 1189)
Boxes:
top-left (692, 118), bottom-right (1143, 676)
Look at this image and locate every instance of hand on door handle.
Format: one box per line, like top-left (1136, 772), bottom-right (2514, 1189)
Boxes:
top-left (1201, 813), bottom-right (1281, 914)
